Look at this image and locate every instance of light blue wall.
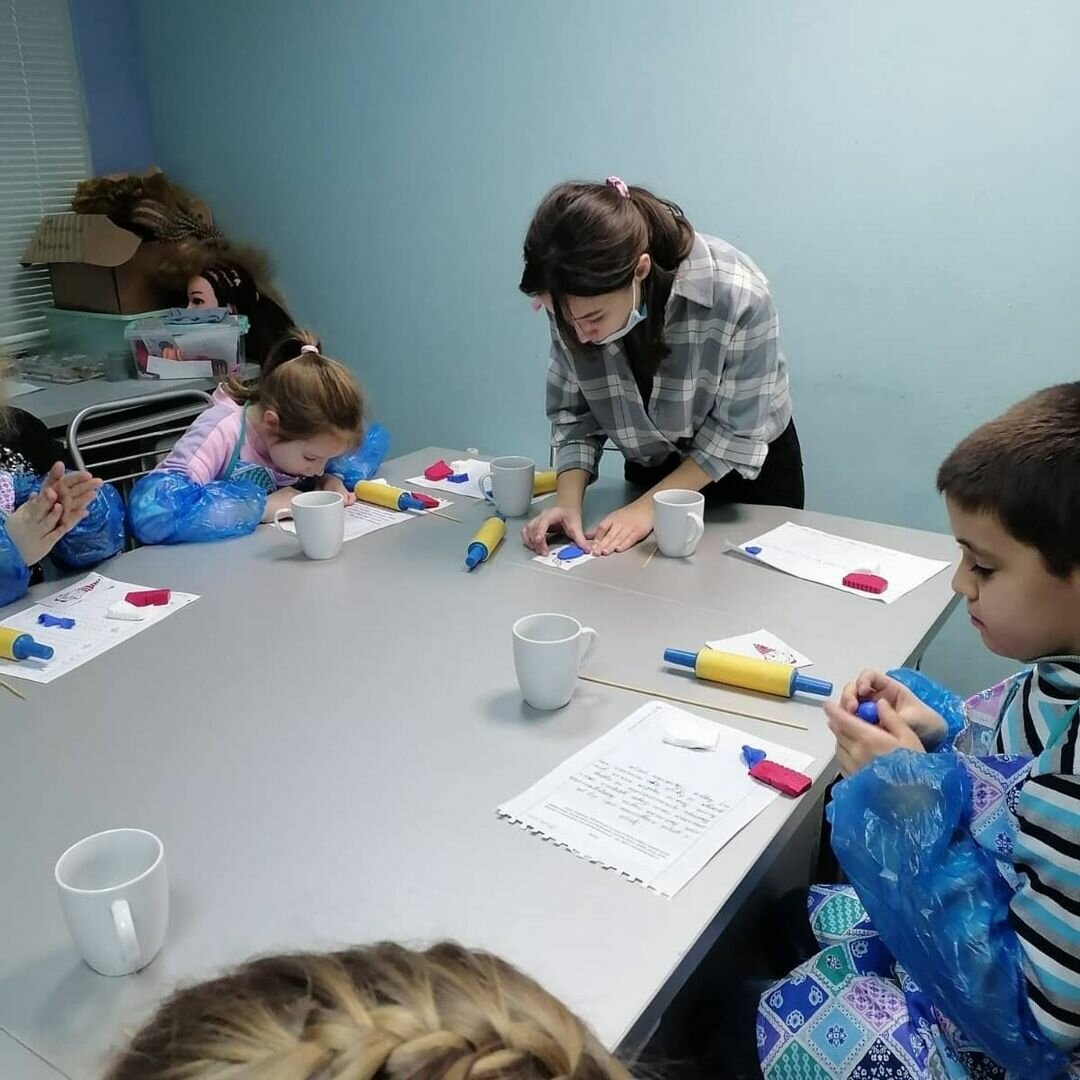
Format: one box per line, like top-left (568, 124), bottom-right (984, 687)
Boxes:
top-left (138, 0), bottom-right (1080, 691)
top-left (70, 0), bottom-right (155, 174)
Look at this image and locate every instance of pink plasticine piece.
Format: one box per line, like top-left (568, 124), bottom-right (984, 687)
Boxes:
top-left (411, 492), bottom-right (440, 509)
top-left (842, 572), bottom-right (889, 595)
top-left (424, 460), bottom-right (454, 481)
top-left (125, 589), bottom-right (171, 607)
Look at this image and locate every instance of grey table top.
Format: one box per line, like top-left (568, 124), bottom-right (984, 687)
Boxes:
top-left (15, 376), bottom-right (221, 432)
top-left (0, 1032), bottom-right (64, 1080)
top-left (0, 448), bottom-right (959, 1078)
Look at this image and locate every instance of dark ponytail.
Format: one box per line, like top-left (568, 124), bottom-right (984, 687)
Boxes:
top-left (520, 180), bottom-right (694, 371)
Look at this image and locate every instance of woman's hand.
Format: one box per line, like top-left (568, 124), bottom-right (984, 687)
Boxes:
top-left (588, 498), bottom-right (653, 555)
top-left (522, 505), bottom-right (588, 555)
top-left (839, 669), bottom-right (949, 748)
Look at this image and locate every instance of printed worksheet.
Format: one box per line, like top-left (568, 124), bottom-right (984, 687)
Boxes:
top-left (737, 522), bottom-right (951, 604)
top-left (498, 701), bottom-right (813, 897)
top-left (0, 574), bottom-right (199, 684)
top-left (276, 495), bottom-right (454, 544)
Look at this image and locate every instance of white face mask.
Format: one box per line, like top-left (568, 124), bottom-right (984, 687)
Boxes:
top-left (593, 281), bottom-right (647, 345)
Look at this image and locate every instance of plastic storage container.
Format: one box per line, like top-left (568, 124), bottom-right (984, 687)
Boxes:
top-left (125, 314), bottom-right (249, 381)
top-left (45, 305), bottom-right (169, 359)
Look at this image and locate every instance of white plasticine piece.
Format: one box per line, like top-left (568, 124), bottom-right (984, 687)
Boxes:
top-left (662, 711), bottom-right (720, 751)
top-left (106, 600), bottom-right (146, 622)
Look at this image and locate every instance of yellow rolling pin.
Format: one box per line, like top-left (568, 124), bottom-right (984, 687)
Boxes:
top-left (663, 647), bottom-right (833, 699)
top-left (354, 480), bottom-right (428, 512)
top-left (533, 470), bottom-right (557, 495)
top-left (0, 627), bottom-right (54, 662)
top-left (465, 516), bottom-right (506, 571)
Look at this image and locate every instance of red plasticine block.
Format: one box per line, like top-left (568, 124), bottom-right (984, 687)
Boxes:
top-left (410, 492), bottom-right (440, 509)
top-left (424, 460), bottom-right (454, 481)
top-left (749, 760), bottom-right (812, 797)
top-left (125, 589), bottom-right (171, 607)
top-left (843, 572), bottom-right (889, 594)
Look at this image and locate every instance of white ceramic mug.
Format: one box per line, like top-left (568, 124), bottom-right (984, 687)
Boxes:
top-left (512, 613), bottom-right (598, 710)
top-left (273, 490), bottom-right (345, 560)
top-left (479, 456), bottom-right (535, 518)
top-left (55, 828), bottom-right (168, 976)
top-left (653, 489), bottom-right (705, 557)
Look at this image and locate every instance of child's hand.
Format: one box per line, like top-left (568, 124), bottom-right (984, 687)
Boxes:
top-left (51, 467), bottom-right (103, 530)
top-left (4, 483), bottom-right (65, 565)
top-left (319, 474), bottom-right (355, 505)
top-left (840, 670), bottom-right (949, 749)
top-left (263, 487), bottom-right (299, 523)
top-left (826, 698), bottom-right (925, 777)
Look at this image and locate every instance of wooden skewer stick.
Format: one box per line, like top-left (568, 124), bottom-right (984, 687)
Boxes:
top-left (0, 677), bottom-right (26, 701)
top-left (425, 508), bottom-right (462, 522)
top-left (577, 674), bottom-right (808, 732)
top-left (641, 544), bottom-right (657, 569)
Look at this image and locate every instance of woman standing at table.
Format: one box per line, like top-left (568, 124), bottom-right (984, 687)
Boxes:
top-left (520, 177), bottom-right (802, 556)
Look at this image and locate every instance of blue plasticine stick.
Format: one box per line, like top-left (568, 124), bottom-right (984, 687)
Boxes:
top-left (38, 613), bottom-right (75, 630)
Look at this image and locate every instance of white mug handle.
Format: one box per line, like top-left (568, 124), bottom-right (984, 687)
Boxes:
top-left (479, 473), bottom-right (495, 504)
top-left (111, 898), bottom-right (140, 968)
top-left (577, 627), bottom-right (598, 668)
top-left (685, 513), bottom-right (705, 553)
top-left (272, 508), bottom-right (294, 533)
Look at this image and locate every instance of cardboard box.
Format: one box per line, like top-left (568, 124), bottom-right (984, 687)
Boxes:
top-left (21, 214), bottom-right (172, 315)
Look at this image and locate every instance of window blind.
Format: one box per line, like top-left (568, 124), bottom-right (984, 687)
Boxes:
top-left (0, 0), bottom-right (90, 351)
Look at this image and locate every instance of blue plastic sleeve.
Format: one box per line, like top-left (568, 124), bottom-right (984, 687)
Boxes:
top-left (326, 424), bottom-right (390, 487)
top-left (128, 471), bottom-right (267, 545)
top-left (829, 750), bottom-right (1067, 1078)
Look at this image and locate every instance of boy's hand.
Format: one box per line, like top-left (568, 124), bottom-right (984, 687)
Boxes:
top-left (826, 698), bottom-right (925, 777)
top-left (840, 669), bottom-right (949, 749)
top-left (319, 474), bottom-right (356, 505)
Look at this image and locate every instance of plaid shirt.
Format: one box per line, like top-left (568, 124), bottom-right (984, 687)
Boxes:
top-left (546, 232), bottom-right (791, 482)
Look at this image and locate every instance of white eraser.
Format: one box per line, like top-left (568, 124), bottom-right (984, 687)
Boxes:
top-left (662, 713), bottom-right (720, 751)
top-left (106, 600), bottom-right (146, 621)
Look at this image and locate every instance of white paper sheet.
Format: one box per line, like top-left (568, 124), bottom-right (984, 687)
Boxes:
top-left (737, 522), bottom-right (951, 604)
top-left (0, 574), bottom-right (199, 684)
top-left (145, 355), bottom-right (215, 380)
top-left (275, 495), bottom-right (454, 544)
top-left (498, 701), bottom-right (814, 898)
top-left (6, 380), bottom-right (41, 398)
top-left (407, 458), bottom-right (552, 504)
top-left (705, 628), bottom-right (813, 669)
top-left (532, 543), bottom-right (595, 571)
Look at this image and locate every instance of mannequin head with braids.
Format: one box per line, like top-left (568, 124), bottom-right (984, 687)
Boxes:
top-left (106, 941), bottom-right (632, 1080)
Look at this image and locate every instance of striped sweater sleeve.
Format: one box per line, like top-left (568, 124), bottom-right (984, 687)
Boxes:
top-left (1011, 729), bottom-right (1080, 1050)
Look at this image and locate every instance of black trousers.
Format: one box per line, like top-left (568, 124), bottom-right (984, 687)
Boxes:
top-left (624, 419), bottom-right (805, 509)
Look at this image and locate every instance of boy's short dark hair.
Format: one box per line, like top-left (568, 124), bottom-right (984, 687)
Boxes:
top-left (937, 382), bottom-right (1080, 577)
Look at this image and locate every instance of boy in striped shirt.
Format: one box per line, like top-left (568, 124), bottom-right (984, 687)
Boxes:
top-left (758, 384), bottom-right (1080, 1079)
